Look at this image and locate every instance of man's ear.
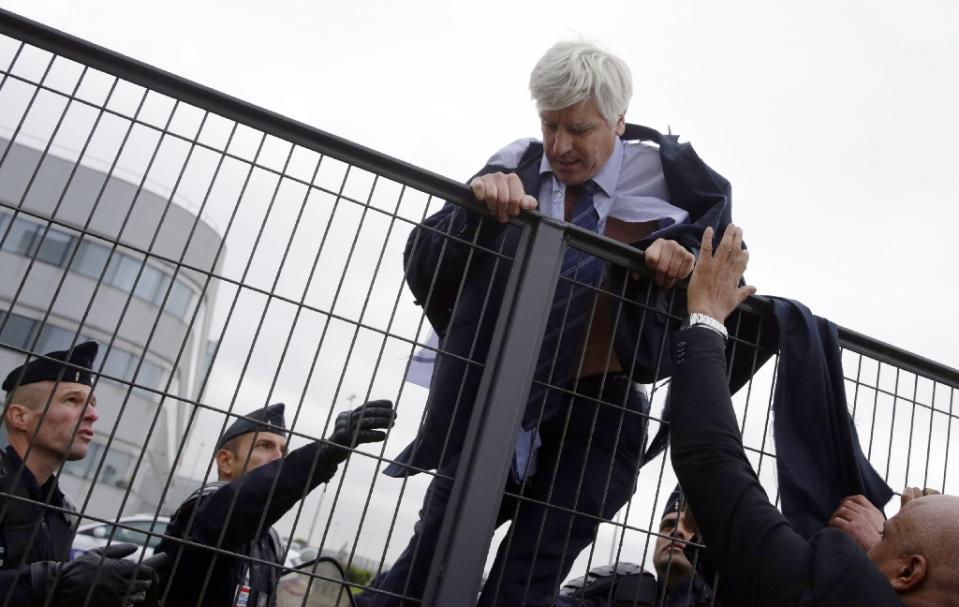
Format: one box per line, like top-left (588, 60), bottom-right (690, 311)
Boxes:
top-left (4, 403), bottom-right (32, 433)
top-left (615, 114), bottom-right (626, 136)
top-left (215, 449), bottom-right (234, 481)
top-left (889, 554), bottom-right (928, 592)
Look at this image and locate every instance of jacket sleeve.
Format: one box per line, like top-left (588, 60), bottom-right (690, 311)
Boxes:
top-left (669, 327), bottom-right (901, 606)
top-left (188, 441), bottom-right (340, 550)
top-left (404, 201), bottom-right (483, 335)
top-left (670, 327), bottom-right (809, 604)
top-left (403, 156), bottom-right (523, 335)
top-left (613, 135), bottom-right (750, 386)
top-left (0, 567), bottom-right (32, 605)
top-left (632, 136), bottom-right (734, 257)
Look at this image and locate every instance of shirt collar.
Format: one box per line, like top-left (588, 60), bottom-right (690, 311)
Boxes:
top-left (539, 137), bottom-right (624, 198)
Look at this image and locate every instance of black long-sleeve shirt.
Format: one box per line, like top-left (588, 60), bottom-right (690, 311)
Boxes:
top-left (668, 327), bottom-right (903, 607)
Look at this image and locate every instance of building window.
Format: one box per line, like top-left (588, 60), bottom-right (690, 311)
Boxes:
top-left (0, 210), bottom-right (199, 319)
top-left (104, 255), bottom-right (140, 293)
top-left (0, 312), bottom-right (168, 390)
top-left (35, 229), bottom-right (74, 267)
top-left (63, 441), bottom-right (133, 488)
top-left (2, 216), bottom-right (39, 257)
top-left (72, 239), bottom-right (110, 279)
top-left (164, 279), bottom-right (194, 317)
top-left (35, 324), bottom-right (87, 354)
top-left (0, 312), bottom-right (37, 349)
top-left (134, 263), bottom-right (170, 303)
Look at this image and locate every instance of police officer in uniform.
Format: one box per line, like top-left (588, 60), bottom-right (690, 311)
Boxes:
top-left (649, 487), bottom-right (715, 607)
top-left (0, 341), bottom-right (161, 606)
top-left (563, 486), bottom-right (715, 607)
top-left (157, 399), bottom-right (396, 607)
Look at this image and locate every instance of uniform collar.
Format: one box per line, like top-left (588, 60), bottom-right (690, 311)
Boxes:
top-left (3, 444), bottom-right (64, 504)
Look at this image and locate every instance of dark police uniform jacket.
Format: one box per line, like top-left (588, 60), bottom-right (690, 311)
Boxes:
top-left (571, 566), bottom-right (715, 607)
top-left (157, 440), bottom-right (339, 607)
top-left (670, 327), bottom-right (905, 606)
top-left (385, 125), bottom-right (745, 478)
top-left (0, 445), bottom-right (77, 605)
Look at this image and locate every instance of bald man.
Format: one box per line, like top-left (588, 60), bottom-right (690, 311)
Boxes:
top-left (866, 492), bottom-right (959, 603)
top-left (667, 224), bottom-right (959, 606)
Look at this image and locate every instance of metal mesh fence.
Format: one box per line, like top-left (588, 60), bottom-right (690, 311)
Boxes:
top-left (0, 8), bottom-right (956, 607)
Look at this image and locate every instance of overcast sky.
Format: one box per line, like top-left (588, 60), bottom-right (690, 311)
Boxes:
top-left (6, 0), bottom-right (955, 369)
top-left (3, 0), bottom-right (957, 583)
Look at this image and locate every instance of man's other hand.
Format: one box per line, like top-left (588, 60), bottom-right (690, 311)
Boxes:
top-left (469, 172), bottom-right (538, 223)
top-left (686, 225), bottom-right (756, 323)
top-left (828, 494), bottom-right (884, 552)
top-left (901, 486), bottom-right (941, 507)
top-left (643, 238), bottom-right (695, 288)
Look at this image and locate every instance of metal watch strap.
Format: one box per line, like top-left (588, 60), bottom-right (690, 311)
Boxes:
top-left (686, 313), bottom-right (728, 340)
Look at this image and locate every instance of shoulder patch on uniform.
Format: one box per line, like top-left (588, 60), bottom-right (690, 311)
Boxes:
top-left (185, 481), bottom-right (228, 504)
top-left (169, 481), bottom-right (229, 533)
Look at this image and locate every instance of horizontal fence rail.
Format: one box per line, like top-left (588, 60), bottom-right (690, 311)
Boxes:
top-left (0, 8), bottom-right (956, 607)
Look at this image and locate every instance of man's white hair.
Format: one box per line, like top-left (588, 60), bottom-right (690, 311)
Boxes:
top-left (529, 40), bottom-right (633, 125)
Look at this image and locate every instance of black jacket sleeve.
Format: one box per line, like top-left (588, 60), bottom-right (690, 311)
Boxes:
top-left (403, 156), bottom-right (525, 336)
top-left (403, 201), bottom-right (481, 334)
top-left (668, 327), bottom-right (903, 607)
top-left (188, 440), bottom-right (340, 550)
top-left (0, 567), bottom-right (32, 605)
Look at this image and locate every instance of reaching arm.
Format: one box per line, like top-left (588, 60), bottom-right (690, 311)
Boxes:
top-left (670, 325), bottom-right (814, 604)
top-left (190, 400), bottom-right (395, 549)
top-left (669, 225), bottom-right (806, 601)
top-left (670, 226), bottom-right (901, 607)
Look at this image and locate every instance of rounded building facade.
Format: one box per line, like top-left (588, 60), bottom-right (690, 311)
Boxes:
top-left (0, 136), bottom-right (222, 518)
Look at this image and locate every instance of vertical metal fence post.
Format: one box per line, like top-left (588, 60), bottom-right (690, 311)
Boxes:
top-left (423, 217), bottom-right (567, 606)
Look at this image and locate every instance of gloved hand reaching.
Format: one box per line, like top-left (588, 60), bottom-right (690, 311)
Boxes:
top-left (29, 543), bottom-right (159, 607)
top-left (323, 399), bottom-right (396, 464)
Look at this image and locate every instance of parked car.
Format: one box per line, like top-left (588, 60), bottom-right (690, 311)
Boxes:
top-left (277, 557), bottom-right (352, 607)
top-left (70, 515), bottom-right (170, 561)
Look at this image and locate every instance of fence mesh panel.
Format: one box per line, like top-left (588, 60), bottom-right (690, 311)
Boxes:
top-left (0, 10), bottom-right (956, 607)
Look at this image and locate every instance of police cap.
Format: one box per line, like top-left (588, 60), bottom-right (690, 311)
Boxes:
top-left (217, 403), bottom-right (287, 450)
top-left (2, 341), bottom-right (99, 393)
top-left (661, 485), bottom-right (684, 520)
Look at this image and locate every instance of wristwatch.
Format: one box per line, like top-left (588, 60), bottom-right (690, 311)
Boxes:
top-left (685, 312), bottom-right (728, 341)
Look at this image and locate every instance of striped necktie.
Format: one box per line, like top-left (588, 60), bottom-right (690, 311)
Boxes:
top-left (523, 180), bottom-right (605, 428)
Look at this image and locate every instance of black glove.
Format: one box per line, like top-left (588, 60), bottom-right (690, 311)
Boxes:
top-left (30, 543), bottom-right (158, 607)
top-left (323, 399), bottom-right (396, 464)
top-left (140, 552), bottom-right (171, 606)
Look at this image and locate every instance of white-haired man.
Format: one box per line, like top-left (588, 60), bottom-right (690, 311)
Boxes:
top-left (367, 41), bottom-right (737, 606)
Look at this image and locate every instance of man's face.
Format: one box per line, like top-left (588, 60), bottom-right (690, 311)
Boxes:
top-left (18, 381), bottom-right (99, 462)
top-left (223, 431), bottom-right (288, 478)
top-left (653, 511), bottom-right (696, 585)
top-left (540, 97), bottom-right (625, 186)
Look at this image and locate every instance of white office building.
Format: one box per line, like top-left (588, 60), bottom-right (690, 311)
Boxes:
top-left (0, 135), bottom-right (222, 519)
